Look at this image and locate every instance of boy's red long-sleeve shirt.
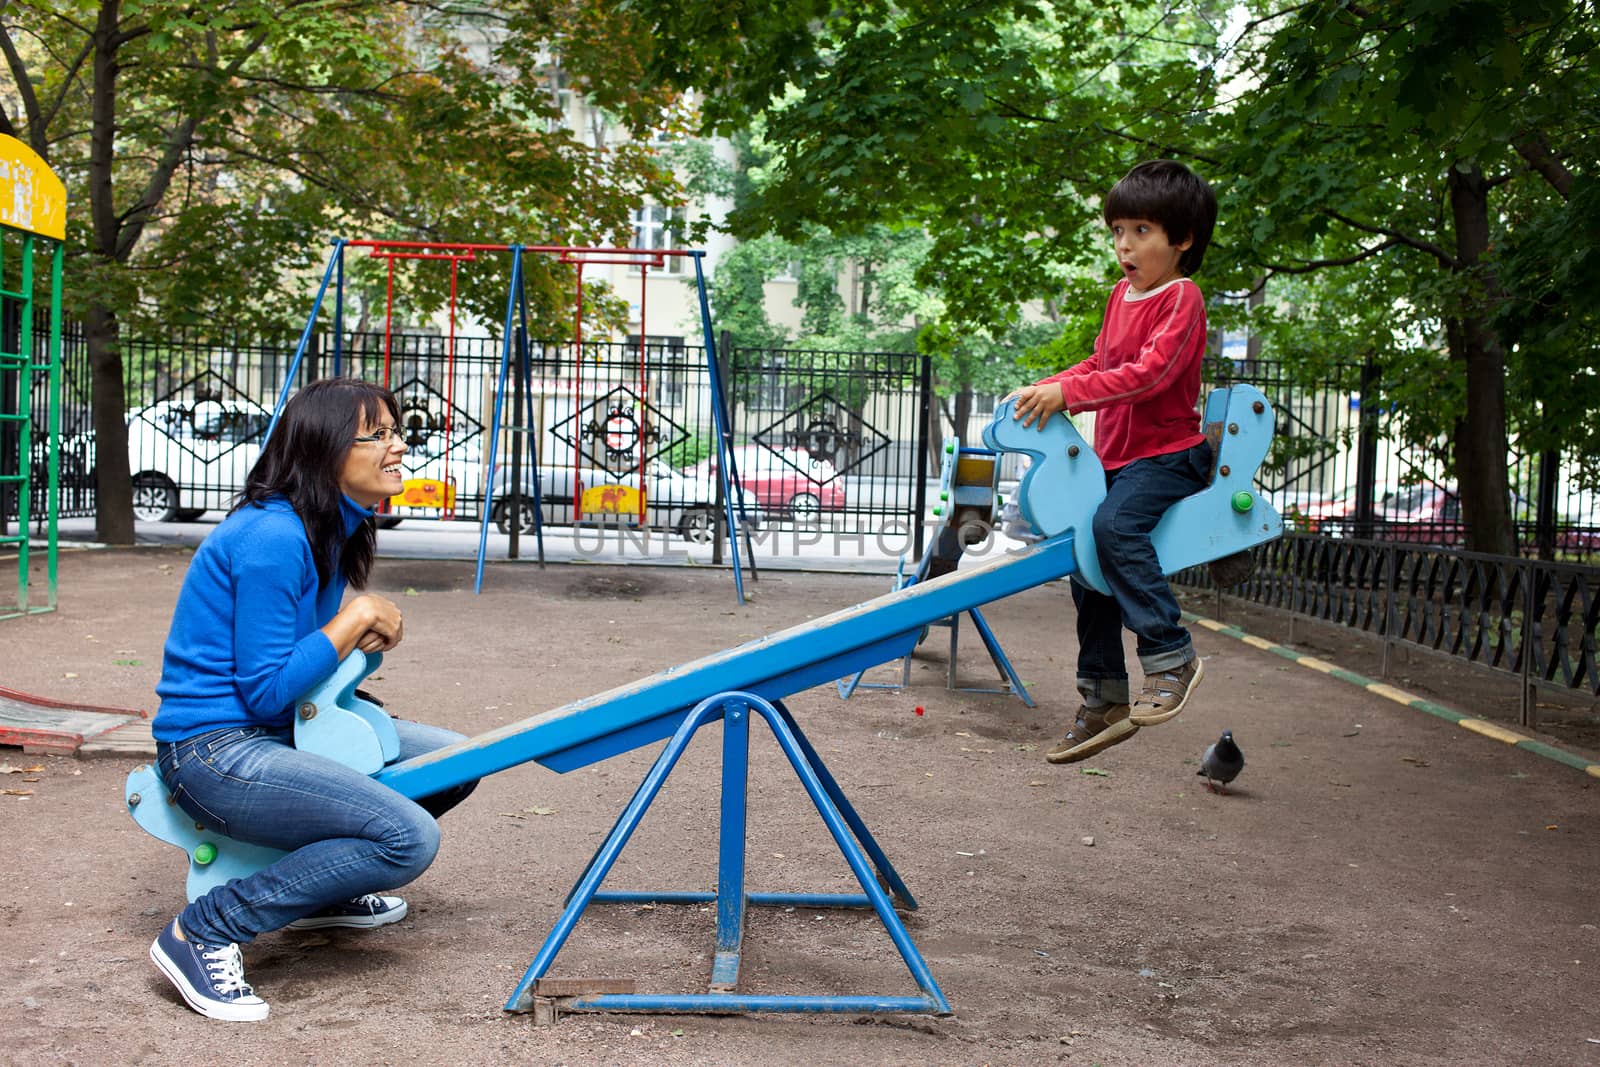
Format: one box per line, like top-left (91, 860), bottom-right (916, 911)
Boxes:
top-left (1036, 276), bottom-right (1207, 471)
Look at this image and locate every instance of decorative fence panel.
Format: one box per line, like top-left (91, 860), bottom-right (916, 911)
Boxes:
top-left (29, 327), bottom-right (933, 547)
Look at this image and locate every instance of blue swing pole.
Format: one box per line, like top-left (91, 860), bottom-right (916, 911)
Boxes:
top-left (692, 252), bottom-right (751, 604)
top-left (332, 242), bottom-right (345, 376)
top-left (266, 239), bottom-right (347, 444)
top-left (474, 245), bottom-right (525, 594)
top-left (513, 262), bottom-right (546, 566)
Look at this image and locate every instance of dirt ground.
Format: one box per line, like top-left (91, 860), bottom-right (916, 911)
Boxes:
top-left (2, 546), bottom-right (1598, 1066)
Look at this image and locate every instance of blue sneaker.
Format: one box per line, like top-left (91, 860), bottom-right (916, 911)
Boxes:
top-left (285, 893), bottom-right (407, 931)
top-left (149, 919), bottom-right (269, 1022)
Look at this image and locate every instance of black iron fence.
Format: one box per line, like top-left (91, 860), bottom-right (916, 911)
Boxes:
top-left (18, 323), bottom-right (1599, 721)
top-left (1176, 353), bottom-right (1600, 725)
top-left (30, 324), bottom-right (933, 548)
top-left (1210, 354), bottom-right (1599, 561)
top-left (1174, 533), bottom-right (1600, 726)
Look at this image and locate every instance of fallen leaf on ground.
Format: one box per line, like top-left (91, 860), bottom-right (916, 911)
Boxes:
top-left (1027, 780), bottom-right (1047, 786)
top-left (1400, 756), bottom-right (1429, 767)
top-left (1080, 768), bottom-right (1111, 778)
top-left (3, 789), bottom-right (34, 796)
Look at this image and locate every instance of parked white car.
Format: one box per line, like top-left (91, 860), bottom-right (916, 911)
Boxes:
top-left (62, 399), bottom-right (275, 522)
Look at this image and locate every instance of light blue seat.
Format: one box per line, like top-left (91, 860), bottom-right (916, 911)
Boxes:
top-left (982, 383), bottom-right (1283, 595)
top-left (125, 650), bottom-right (394, 902)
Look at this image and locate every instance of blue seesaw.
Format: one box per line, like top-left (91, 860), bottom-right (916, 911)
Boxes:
top-left (127, 385), bottom-right (1282, 1022)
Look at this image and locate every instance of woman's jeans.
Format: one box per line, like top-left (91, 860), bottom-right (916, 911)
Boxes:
top-left (154, 719), bottom-right (477, 946)
top-left (1071, 440), bottom-right (1212, 707)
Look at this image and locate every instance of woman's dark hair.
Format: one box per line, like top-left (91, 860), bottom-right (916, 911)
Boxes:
top-left (236, 377), bottom-right (399, 590)
top-left (1103, 159), bottom-right (1218, 276)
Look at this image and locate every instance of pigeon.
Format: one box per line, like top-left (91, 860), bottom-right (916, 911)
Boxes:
top-left (1198, 730), bottom-right (1244, 794)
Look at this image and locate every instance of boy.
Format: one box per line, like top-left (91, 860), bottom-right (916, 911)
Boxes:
top-left (1009, 159), bottom-right (1218, 765)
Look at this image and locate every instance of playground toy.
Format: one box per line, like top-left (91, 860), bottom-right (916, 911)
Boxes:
top-left (0, 134), bottom-right (65, 620)
top-left (126, 385), bottom-right (1282, 1021)
top-left (275, 240), bottom-right (760, 601)
top-left (837, 437), bottom-right (1033, 705)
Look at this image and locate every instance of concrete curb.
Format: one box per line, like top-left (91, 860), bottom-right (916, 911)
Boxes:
top-left (1184, 611), bottom-right (1600, 780)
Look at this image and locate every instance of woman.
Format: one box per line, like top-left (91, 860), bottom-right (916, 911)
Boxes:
top-left (147, 377), bottom-right (476, 1022)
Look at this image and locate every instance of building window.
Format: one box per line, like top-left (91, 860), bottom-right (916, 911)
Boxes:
top-left (628, 334), bottom-right (689, 407)
top-left (631, 205), bottom-right (686, 274)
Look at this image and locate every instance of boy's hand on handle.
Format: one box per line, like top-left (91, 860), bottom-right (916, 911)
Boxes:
top-left (322, 593), bottom-right (405, 658)
top-left (1010, 383), bottom-right (1067, 429)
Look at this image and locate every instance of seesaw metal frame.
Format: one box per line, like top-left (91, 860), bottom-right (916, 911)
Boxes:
top-left (127, 385), bottom-right (1284, 1021)
top-left (505, 690), bottom-right (948, 1017)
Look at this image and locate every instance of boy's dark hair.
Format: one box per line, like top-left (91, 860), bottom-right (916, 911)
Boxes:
top-left (236, 377), bottom-right (400, 591)
top-left (1103, 160), bottom-right (1217, 276)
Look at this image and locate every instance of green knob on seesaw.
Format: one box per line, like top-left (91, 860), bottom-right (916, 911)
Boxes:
top-left (932, 506), bottom-right (942, 517)
top-left (996, 494), bottom-right (1004, 506)
top-left (939, 491), bottom-right (948, 501)
top-left (1231, 491), bottom-right (1254, 513)
top-left (193, 842), bottom-right (217, 866)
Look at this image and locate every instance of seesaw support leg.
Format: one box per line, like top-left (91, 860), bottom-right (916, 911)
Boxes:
top-left (966, 607), bottom-right (1036, 708)
top-left (505, 690), bottom-right (949, 1017)
top-left (710, 697), bottom-right (750, 990)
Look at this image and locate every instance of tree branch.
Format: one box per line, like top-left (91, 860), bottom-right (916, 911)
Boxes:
top-left (114, 26), bottom-right (275, 261)
top-left (1090, 123), bottom-right (1222, 167)
top-left (1513, 130), bottom-right (1574, 200)
top-left (0, 22), bottom-right (46, 153)
top-left (1261, 237), bottom-right (1401, 276)
top-left (1321, 208), bottom-right (1459, 269)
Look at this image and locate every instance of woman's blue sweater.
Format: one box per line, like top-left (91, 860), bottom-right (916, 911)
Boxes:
top-left (153, 495), bottom-right (373, 742)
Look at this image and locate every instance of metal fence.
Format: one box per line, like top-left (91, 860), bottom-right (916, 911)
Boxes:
top-left (1176, 354), bottom-right (1600, 725)
top-left (17, 322), bottom-right (1599, 721)
top-left (1214, 354), bottom-right (1599, 561)
top-left (29, 324), bottom-right (933, 548)
top-left (1175, 533), bottom-right (1600, 726)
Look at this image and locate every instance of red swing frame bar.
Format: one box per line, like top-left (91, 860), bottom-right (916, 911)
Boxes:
top-left (342, 240), bottom-right (692, 527)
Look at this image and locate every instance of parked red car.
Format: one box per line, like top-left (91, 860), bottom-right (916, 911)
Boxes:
top-left (685, 445), bottom-right (846, 519)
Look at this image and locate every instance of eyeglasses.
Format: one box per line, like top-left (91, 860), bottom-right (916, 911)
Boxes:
top-left (353, 425), bottom-right (403, 445)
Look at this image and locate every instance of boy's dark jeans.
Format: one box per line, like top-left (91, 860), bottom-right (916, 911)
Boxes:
top-left (1071, 440), bottom-right (1212, 707)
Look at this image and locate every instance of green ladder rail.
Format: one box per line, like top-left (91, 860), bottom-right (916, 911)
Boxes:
top-left (0, 227), bottom-right (65, 621)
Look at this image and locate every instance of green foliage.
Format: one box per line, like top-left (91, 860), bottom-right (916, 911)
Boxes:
top-left (632, 0), bottom-right (1598, 550)
top-left (2, 0), bottom-right (687, 337)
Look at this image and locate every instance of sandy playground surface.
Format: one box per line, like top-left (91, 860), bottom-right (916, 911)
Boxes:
top-left (1, 546), bottom-right (1597, 1066)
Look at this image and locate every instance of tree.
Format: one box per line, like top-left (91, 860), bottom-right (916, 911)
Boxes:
top-left (0, 0), bottom-right (681, 542)
top-left (626, 0), bottom-right (1599, 554)
top-left (1217, 0), bottom-right (1598, 554)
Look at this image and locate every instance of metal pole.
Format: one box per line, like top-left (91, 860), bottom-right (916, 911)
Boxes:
top-left (913, 353), bottom-right (932, 561)
top-left (1520, 558), bottom-right (1537, 728)
top-left (1534, 449), bottom-right (1558, 561)
top-left (1352, 357), bottom-right (1379, 541)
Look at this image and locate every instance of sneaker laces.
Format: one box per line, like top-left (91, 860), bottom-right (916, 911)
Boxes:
top-left (351, 894), bottom-right (385, 913)
top-left (201, 942), bottom-right (255, 997)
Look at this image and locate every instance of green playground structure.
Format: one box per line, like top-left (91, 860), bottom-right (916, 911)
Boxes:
top-left (0, 134), bottom-right (66, 621)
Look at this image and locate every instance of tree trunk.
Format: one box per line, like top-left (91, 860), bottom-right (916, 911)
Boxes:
top-left (82, 1), bottom-right (134, 543)
top-left (88, 305), bottom-right (133, 543)
top-left (951, 385), bottom-right (974, 449)
top-left (1445, 163), bottom-right (1516, 556)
